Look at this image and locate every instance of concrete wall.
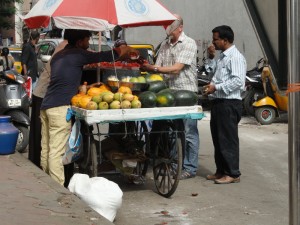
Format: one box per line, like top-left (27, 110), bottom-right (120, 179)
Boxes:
top-left (253, 0), bottom-right (278, 61)
top-left (124, 0), bottom-right (264, 69)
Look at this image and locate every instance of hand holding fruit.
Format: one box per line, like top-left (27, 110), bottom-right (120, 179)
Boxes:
top-left (115, 46), bottom-right (140, 61)
top-left (203, 84), bottom-right (216, 95)
top-left (140, 64), bottom-right (155, 72)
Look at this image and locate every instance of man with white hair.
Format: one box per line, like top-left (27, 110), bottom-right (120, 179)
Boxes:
top-left (141, 14), bottom-right (199, 180)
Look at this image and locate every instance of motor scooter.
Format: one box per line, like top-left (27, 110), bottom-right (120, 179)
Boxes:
top-left (0, 61), bottom-right (31, 152)
top-left (197, 50), bottom-right (214, 108)
top-left (252, 61), bottom-right (288, 125)
top-left (242, 58), bottom-right (265, 116)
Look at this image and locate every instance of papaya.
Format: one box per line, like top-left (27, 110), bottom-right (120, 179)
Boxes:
top-left (174, 90), bottom-right (199, 106)
top-left (138, 91), bottom-right (157, 108)
top-left (71, 94), bottom-right (84, 107)
top-left (156, 92), bottom-right (176, 107)
top-left (147, 81), bottom-right (167, 93)
top-left (78, 95), bottom-right (92, 109)
top-left (87, 87), bottom-right (103, 97)
top-left (145, 74), bottom-right (163, 82)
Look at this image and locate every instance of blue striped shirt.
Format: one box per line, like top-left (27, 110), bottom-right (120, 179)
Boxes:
top-left (206, 45), bottom-right (246, 100)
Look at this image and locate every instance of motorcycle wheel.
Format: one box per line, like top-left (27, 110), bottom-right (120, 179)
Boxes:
top-left (14, 124), bottom-right (29, 153)
top-left (243, 89), bottom-right (263, 116)
top-left (254, 107), bottom-right (276, 125)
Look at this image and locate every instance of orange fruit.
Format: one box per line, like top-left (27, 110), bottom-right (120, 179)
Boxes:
top-left (118, 86), bottom-right (132, 94)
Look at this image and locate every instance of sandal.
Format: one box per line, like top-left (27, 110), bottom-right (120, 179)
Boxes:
top-left (179, 170), bottom-right (195, 180)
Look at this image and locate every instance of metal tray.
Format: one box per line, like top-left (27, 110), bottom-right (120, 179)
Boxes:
top-left (107, 80), bottom-right (148, 92)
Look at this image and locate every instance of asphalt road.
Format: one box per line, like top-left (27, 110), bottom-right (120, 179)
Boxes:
top-left (109, 112), bottom-right (289, 225)
top-left (22, 111), bottom-right (288, 225)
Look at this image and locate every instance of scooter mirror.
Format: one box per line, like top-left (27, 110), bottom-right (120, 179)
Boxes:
top-left (41, 55), bottom-right (51, 63)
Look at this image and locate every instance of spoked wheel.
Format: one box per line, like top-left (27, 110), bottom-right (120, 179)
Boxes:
top-left (151, 120), bottom-right (184, 198)
top-left (88, 139), bottom-right (98, 177)
top-left (77, 123), bottom-right (98, 177)
top-left (126, 121), bottom-right (149, 184)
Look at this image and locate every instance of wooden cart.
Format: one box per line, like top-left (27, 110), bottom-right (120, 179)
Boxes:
top-left (72, 105), bottom-right (205, 197)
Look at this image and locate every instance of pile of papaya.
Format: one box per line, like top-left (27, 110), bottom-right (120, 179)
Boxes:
top-left (71, 83), bottom-right (141, 110)
top-left (71, 77), bottom-right (199, 110)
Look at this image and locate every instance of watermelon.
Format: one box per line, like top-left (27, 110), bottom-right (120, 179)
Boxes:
top-left (147, 81), bottom-right (167, 93)
top-left (138, 91), bottom-right (157, 108)
top-left (156, 92), bottom-right (176, 107)
top-left (174, 90), bottom-right (198, 106)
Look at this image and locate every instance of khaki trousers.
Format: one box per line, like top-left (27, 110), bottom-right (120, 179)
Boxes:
top-left (40, 105), bottom-right (71, 185)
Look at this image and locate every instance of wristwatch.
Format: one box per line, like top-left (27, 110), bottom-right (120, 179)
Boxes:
top-left (154, 67), bottom-right (158, 72)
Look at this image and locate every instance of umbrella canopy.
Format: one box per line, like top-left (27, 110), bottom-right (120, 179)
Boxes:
top-left (23, 0), bottom-right (177, 31)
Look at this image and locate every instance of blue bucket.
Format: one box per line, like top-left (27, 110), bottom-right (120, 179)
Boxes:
top-left (0, 116), bottom-right (19, 155)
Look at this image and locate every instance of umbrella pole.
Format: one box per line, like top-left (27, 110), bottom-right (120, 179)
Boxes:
top-left (97, 31), bottom-right (102, 82)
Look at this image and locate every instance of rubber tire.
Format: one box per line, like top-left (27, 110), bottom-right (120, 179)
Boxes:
top-left (255, 107), bottom-right (276, 125)
top-left (243, 89), bottom-right (263, 116)
top-left (89, 139), bottom-right (98, 177)
top-left (14, 124), bottom-right (29, 153)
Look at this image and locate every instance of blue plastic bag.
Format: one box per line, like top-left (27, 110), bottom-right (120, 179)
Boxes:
top-left (62, 119), bottom-right (82, 165)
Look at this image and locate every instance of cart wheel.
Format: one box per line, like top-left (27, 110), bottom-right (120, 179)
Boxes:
top-left (128, 121), bottom-right (149, 182)
top-left (152, 120), bottom-right (184, 198)
top-left (89, 139), bottom-right (98, 177)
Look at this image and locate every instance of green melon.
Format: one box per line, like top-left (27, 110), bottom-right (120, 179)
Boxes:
top-left (174, 90), bottom-right (199, 106)
top-left (147, 81), bottom-right (167, 93)
top-left (156, 92), bottom-right (176, 107)
top-left (138, 91), bottom-right (157, 108)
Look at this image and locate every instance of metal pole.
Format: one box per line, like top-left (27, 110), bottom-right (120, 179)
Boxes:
top-left (288, 0), bottom-right (300, 224)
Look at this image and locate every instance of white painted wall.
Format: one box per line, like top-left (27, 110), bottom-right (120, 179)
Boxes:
top-left (124, 0), bottom-right (264, 69)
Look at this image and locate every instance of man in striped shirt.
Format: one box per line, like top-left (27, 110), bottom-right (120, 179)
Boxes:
top-left (141, 14), bottom-right (199, 180)
top-left (204, 25), bottom-right (246, 184)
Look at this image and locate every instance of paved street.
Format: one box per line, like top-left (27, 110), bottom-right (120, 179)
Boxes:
top-left (110, 112), bottom-right (289, 225)
top-left (16, 111), bottom-right (289, 225)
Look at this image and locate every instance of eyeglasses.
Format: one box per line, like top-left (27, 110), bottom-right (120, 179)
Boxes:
top-left (213, 38), bottom-right (222, 42)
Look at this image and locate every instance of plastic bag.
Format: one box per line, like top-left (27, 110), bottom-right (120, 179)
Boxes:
top-left (62, 119), bottom-right (82, 165)
top-left (68, 173), bottom-right (123, 222)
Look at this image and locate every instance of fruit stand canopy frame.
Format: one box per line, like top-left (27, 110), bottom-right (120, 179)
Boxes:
top-left (23, 0), bottom-right (177, 31)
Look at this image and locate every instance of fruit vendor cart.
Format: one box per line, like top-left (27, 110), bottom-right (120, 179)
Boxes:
top-left (72, 105), bottom-right (204, 197)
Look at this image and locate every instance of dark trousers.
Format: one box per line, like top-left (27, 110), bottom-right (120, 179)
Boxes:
top-left (210, 99), bottom-right (242, 177)
top-left (29, 95), bottom-right (43, 168)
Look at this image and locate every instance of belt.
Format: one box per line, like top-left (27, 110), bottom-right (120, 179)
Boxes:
top-left (211, 98), bottom-right (241, 104)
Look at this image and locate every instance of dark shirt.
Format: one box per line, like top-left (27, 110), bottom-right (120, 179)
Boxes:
top-left (41, 44), bottom-right (118, 110)
top-left (21, 42), bottom-right (38, 81)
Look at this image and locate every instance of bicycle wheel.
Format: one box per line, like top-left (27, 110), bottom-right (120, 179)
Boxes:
top-left (152, 120), bottom-right (184, 198)
top-left (127, 121), bottom-right (149, 184)
top-left (77, 123), bottom-right (98, 177)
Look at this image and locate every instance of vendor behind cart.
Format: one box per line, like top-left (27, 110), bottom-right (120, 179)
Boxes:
top-left (40, 29), bottom-right (139, 186)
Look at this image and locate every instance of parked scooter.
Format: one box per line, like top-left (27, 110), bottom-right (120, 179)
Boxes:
top-left (243, 58), bottom-right (265, 116)
top-left (252, 61), bottom-right (288, 125)
top-left (197, 50), bottom-right (214, 108)
top-left (0, 61), bottom-right (31, 152)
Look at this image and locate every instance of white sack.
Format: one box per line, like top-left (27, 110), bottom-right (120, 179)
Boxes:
top-left (68, 173), bottom-right (123, 222)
